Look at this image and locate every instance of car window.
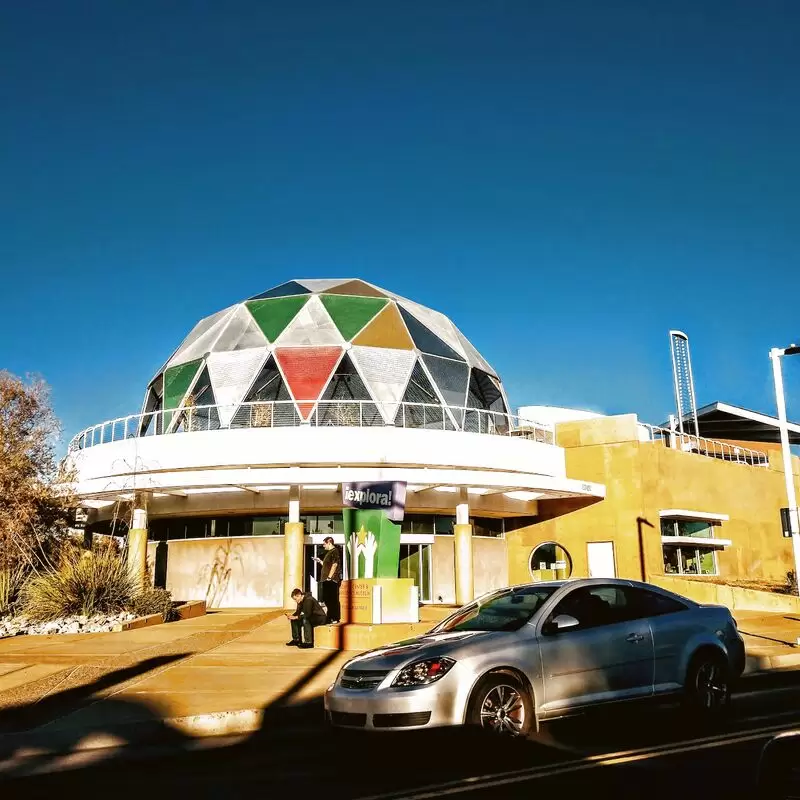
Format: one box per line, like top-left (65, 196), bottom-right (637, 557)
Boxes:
top-left (628, 587), bottom-right (688, 618)
top-left (547, 586), bottom-right (632, 631)
top-left (434, 586), bottom-right (557, 633)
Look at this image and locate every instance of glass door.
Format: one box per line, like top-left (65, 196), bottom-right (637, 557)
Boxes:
top-left (399, 543), bottom-right (433, 603)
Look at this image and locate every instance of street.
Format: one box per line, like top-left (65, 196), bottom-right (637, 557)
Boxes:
top-left (3, 670), bottom-right (800, 799)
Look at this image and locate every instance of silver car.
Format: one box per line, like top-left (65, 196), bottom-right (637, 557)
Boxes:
top-left (324, 578), bottom-right (745, 735)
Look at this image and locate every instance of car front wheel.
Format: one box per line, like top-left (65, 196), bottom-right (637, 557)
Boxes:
top-left (684, 650), bottom-right (731, 716)
top-left (467, 673), bottom-right (534, 737)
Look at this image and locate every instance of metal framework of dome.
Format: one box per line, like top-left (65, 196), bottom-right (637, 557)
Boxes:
top-left (141, 279), bottom-right (509, 432)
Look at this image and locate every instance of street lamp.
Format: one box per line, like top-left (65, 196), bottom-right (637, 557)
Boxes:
top-left (770, 345), bottom-right (800, 596)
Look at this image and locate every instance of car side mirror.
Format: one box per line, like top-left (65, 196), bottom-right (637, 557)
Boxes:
top-left (542, 614), bottom-right (580, 635)
top-left (755, 731), bottom-right (800, 798)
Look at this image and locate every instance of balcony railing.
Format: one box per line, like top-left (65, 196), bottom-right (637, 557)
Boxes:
top-left (638, 423), bottom-right (769, 467)
top-left (68, 400), bottom-right (556, 452)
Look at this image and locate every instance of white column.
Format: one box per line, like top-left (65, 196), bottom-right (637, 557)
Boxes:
top-left (771, 348), bottom-right (800, 596)
top-left (288, 485), bottom-right (301, 523)
top-left (456, 488), bottom-right (470, 526)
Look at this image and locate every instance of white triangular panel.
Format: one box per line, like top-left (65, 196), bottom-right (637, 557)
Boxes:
top-left (396, 299), bottom-right (467, 360)
top-left (350, 346), bottom-right (417, 423)
top-left (214, 305), bottom-right (268, 352)
top-left (454, 328), bottom-right (497, 376)
top-left (296, 278), bottom-right (350, 292)
top-left (206, 347), bottom-right (269, 427)
top-left (167, 307), bottom-right (235, 368)
top-left (275, 295), bottom-right (343, 346)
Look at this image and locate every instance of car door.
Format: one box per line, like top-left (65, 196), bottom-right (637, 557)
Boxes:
top-left (537, 584), bottom-right (655, 716)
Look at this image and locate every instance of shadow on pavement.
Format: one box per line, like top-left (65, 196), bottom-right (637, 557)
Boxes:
top-left (5, 607), bottom-right (800, 798)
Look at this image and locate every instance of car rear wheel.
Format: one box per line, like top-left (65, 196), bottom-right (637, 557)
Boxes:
top-left (467, 673), bottom-right (534, 737)
top-left (684, 650), bottom-right (731, 716)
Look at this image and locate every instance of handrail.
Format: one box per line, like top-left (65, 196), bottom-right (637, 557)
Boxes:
top-left (638, 423), bottom-right (769, 467)
top-left (68, 400), bottom-right (556, 452)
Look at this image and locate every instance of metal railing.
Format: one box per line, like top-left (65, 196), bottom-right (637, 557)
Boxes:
top-left (68, 400), bottom-right (555, 452)
top-left (638, 423), bottom-right (769, 467)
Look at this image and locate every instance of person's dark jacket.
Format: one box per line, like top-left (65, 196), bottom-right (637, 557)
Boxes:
top-left (295, 592), bottom-right (326, 623)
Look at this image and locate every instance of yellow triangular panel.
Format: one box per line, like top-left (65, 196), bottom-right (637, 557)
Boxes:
top-left (352, 303), bottom-right (414, 350)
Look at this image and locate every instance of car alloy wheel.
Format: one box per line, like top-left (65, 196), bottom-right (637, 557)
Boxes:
top-left (694, 660), bottom-right (728, 710)
top-left (479, 684), bottom-right (526, 736)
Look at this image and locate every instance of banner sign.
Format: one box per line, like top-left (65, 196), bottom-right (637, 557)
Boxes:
top-left (342, 481), bottom-right (406, 522)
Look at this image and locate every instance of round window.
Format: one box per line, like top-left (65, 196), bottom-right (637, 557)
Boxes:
top-left (529, 542), bottom-right (572, 581)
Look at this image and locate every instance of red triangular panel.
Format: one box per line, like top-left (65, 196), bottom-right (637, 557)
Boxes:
top-left (275, 347), bottom-right (343, 419)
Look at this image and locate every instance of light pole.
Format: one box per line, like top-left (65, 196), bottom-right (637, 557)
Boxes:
top-left (770, 344), bottom-right (800, 596)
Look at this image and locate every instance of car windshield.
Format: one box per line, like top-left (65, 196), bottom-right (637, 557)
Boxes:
top-left (433, 586), bottom-right (557, 633)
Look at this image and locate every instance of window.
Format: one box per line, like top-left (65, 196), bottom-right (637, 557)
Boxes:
top-left (660, 519), bottom-right (714, 538)
top-left (663, 545), bottom-right (718, 576)
top-left (628, 587), bottom-right (688, 617)
top-left (252, 516), bottom-right (285, 536)
top-left (434, 586), bottom-right (557, 633)
top-left (529, 542), bottom-right (572, 581)
top-left (546, 585), bottom-right (632, 631)
top-left (473, 517), bottom-right (504, 538)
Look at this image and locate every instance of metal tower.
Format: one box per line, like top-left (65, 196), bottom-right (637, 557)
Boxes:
top-left (669, 330), bottom-right (700, 437)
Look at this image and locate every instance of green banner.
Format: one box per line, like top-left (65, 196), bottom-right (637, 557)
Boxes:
top-left (343, 507), bottom-right (401, 579)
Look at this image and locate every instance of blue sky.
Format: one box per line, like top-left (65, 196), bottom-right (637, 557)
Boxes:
top-left (2, 0), bottom-right (799, 444)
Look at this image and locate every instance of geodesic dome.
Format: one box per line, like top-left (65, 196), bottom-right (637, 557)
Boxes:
top-left (141, 279), bottom-right (509, 433)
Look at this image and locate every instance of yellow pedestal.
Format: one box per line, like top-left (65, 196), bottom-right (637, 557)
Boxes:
top-left (339, 578), bottom-right (418, 624)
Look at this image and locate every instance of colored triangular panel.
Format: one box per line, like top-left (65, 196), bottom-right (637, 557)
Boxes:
top-left (323, 279), bottom-right (388, 298)
top-left (167, 307), bottom-right (234, 368)
top-left (248, 280), bottom-right (310, 300)
top-left (398, 306), bottom-right (464, 361)
top-left (163, 359), bottom-right (203, 410)
top-left (207, 347), bottom-right (269, 427)
top-left (319, 294), bottom-right (388, 341)
top-left (275, 346), bottom-right (343, 419)
top-left (352, 303), bottom-right (414, 350)
top-left (351, 346), bottom-right (417, 423)
top-left (215, 305), bottom-right (268, 351)
top-left (398, 300), bottom-right (467, 360)
top-left (275, 295), bottom-right (343, 346)
top-left (245, 295), bottom-right (309, 343)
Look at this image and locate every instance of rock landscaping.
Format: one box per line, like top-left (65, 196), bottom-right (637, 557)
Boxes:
top-left (0, 611), bottom-right (136, 638)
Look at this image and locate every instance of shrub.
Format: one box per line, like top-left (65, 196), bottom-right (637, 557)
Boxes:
top-left (0, 566), bottom-right (28, 617)
top-left (130, 588), bottom-right (178, 622)
top-left (23, 549), bottom-right (134, 621)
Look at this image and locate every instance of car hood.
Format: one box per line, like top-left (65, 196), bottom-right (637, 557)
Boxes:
top-left (343, 630), bottom-right (495, 671)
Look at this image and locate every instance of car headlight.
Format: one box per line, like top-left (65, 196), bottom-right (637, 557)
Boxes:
top-left (392, 657), bottom-right (455, 687)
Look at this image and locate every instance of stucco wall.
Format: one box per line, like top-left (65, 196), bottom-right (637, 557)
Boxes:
top-left (507, 414), bottom-right (800, 588)
top-left (161, 536), bottom-right (284, 607)
top-left (473, 537), bottom-right (509, 597)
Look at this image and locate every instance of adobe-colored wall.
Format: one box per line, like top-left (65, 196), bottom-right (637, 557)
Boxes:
top-left (432, 535), bottom-right (508, 604)
top-left (507, 414), bottom-right (800, 587)
top-left (161, 535), bottom-right (285, 607)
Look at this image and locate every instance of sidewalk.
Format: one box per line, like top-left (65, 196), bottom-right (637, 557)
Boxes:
top-left (734, 610), bottom-right (800, 672)
top-left (1, 606), bottom-right (800, 766)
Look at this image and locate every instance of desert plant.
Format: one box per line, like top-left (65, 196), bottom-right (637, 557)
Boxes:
top-left (0, 565), bottom-right (28, 617)
top-left (23, 548), bottom-right (134, 621)
top-left (788, 570), bottom-right (798, 596)
top-left (130, 587), bottom-right (178, 622)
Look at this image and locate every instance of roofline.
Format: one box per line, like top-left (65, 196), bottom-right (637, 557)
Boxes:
top-left (661, 400), bottom-right (800, 436)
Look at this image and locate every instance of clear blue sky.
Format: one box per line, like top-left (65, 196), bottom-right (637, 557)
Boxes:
top-left (2, 0), bottom-right (799, 444)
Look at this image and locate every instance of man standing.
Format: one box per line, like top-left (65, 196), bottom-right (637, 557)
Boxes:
top-left (286, 588), bottom-right (327, 648)
top-left (315, 536), bottom-right (342, 623)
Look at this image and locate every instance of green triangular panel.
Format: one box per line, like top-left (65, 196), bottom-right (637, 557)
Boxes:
top-left (319, 295), bottom-right (389, 341)
top-left (245, 296), bottom-right (310, 343)
top-left (163, 359), bottom-right (203, 410)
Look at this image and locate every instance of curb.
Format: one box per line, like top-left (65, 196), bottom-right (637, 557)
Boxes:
top-left (744, 651), bottom-right (800, 675)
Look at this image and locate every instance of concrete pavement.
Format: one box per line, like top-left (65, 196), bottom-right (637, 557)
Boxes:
top-left (1, 605), bottom-right (800, 761)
